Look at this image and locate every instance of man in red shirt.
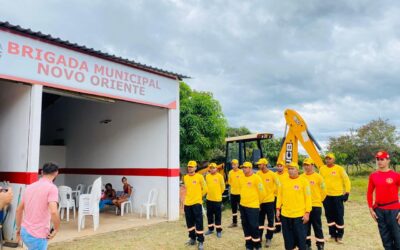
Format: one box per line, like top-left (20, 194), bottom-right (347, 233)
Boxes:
top-left (367, 151), bottom-right (400, 250)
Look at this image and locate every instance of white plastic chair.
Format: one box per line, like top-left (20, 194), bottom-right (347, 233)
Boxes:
top-left (116, 189), bottom-right (134, 216)
top-left (78, 177), bottom-right (102, 232)
top-left (86, 184), bottom-right (92, 194)
top-left (140, 189), bottom-right (158, 220)
top-left (72, 184), bottom-right (85, 208)
top-left (58, 186), bottom-right (76, 222)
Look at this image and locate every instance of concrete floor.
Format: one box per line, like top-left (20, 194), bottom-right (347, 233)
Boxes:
top-left (3, 208), bottom-right (166, 249)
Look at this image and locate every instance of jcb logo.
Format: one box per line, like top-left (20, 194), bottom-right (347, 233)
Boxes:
top-left (285, 143), bottom-right (293, 164)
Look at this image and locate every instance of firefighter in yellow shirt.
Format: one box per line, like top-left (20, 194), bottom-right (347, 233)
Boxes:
top-left (320, 153), bottom-right (351, 244)
top-left (205, 163), bottom-right (225, 238)
top-left (239, 161), bottom-right (266, 250)
top-left (276, 162), bottom-right (312, 250)
top-left (183, 160), bottom-right (208, 250)
top-left (228, 159), bottom-right (244, 228)
top-left (274, 160), bottom-right (288, 233)
top-left (301, 158), bottom-right (327, 250)
top-left (256, 158), bottom-right (279, 248)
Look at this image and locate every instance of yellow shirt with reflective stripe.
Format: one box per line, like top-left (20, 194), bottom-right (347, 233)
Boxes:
top-left (277, 176), bottom-right (312, 218)
top-left (257, 170), bottom-right (280, 203)
top-left (319, 164), bottom-right (351, 196)
top-left (301, 172), bottom-right (327, 207)
top-left (228, 169), bottom-right (244, 195)
top-left (184, 173), bottom-right (208, 206)
top-left (239, 173), bottom-right (266, 208)
top-left (206, 173), bottom-right (225, 202)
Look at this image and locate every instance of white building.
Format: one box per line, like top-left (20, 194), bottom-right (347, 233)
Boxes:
top-left (0, 22), bottom-right (185, 240)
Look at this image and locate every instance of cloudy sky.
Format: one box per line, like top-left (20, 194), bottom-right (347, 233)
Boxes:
top-left (1, 0), bottom-right (399, 148)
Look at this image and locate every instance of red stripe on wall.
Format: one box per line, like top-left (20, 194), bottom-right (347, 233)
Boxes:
top-left (58, 168), bottom-right (180, 177)
top-left (0, 168), bottom-right (179, 185)
top-left (0, 172), bottom-right (38, 184)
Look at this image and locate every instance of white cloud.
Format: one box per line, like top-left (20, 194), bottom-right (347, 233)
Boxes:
top-left (0, 0), bottom-right (399, 149)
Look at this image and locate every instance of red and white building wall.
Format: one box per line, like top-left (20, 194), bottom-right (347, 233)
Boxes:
top-left (0, 25), bottom-right (181, 240)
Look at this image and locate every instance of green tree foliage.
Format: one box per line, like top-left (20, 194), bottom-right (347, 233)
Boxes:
top-left (261, 138), bottom-right (283, 165)
top-left (180, 82), bottom-right (227, 165)
top-left (328, 119), bottom-right (400, 167)
top-left (226, 126), bottom-right (252, 137)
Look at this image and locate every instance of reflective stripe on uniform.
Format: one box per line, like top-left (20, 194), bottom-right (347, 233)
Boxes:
top-left (215, 225), bottom-right (222, 228)
top-left (195, 230), bottom-right (204, 234)
top-left (208, 224), bottom-right (215, 227)
top-left (336, 224), bottom-right (345, 229)
top-left (245, 236), bottom-right (252, 240)
top-left (252, 237), bottom-right (261, 242)
top-left (266, 226), bottom-right (276, 231)
top-left (187, 226), bottom-right (196, 231)
top-left (316, 237), bottom-right (325, 242)
top-left (327, 222), bottom-right (336, 226)
top-left (258, 226), bottom-right (265, 230)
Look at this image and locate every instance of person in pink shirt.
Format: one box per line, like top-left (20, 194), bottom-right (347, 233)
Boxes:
top-left (15, 163), bottom-right (60, 250)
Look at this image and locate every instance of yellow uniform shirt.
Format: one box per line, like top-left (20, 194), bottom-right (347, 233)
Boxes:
top-left (275, 172), bottom-right (289, 196)
top-left (206, 173), bottom-right (225, 202)
top-left (184, 173), bottom-right (208, 206)
top-left (257, 170), bottom-right (280, 203)
top-left (277, 176), bottom-right (312, 218)
top-left (239, 173), bottom-right (266, 208)
top-left (319, 164), bottom-right (351, 196)
top-left (301, 172), bottom-right (327, 207)
top-left (228, 169), bottom-right (244, 195)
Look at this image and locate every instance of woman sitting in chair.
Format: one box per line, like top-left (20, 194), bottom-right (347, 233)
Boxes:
top-left (112, 177), bottom-right (133, 209)
top-left (99, 183), bottom-right (116, 211)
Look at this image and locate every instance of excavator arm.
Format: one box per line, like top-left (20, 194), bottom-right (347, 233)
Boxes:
top-left (277, 109), bottom-right (325, 169)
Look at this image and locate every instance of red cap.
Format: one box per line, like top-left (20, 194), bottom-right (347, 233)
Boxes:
top-left (376, 151), bottom-right (390, 159)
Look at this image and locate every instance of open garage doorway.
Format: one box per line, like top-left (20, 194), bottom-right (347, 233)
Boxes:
top-left (39, 88), bottom-right (171, 217)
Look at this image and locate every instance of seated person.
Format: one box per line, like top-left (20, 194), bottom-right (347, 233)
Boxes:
top-left (99, 183), bottom-right (116, 211)
top-left (0, 186), bottom-right (13, 209)
top-left (112, 177), bottom-right (133, 209)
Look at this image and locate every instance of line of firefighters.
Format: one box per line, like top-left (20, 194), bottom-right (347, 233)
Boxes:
top-left (183, 153), bottom-right (351, 250)
top-left (182, 153), bottom-right (351, 250)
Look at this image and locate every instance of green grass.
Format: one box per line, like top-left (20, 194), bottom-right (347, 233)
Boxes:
top-left (349, 175), bottom-right (369, 203)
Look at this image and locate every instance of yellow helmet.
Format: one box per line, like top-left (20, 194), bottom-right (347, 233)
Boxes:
top-left (242, 161), bottom-right (253, 168)
top-left (303, 158), bottom-right (314, 165)
top-left (325, 153), bottom-right (335, 160)
top-left (209, 162), bottom-right (217, 168)
top-left (231, 159), bottom-right (239, 165)
top-left (256, 158), bottom-right (269, 165)
top-left (287, 162), bottom-right (299, 169)
top-left (276, 160), bottom-right (285, 166)
top-left (187, 160), bottom-right (197, 167)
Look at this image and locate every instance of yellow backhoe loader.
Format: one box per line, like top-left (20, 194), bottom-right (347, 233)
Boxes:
top-left (277, 109), bottom-right (324, 169)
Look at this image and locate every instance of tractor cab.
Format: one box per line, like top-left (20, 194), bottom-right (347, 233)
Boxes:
top-left (224, 132), bottom-right (274, 175)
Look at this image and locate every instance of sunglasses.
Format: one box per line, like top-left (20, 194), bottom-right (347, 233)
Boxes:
top-left (376, 158), bottom-right (387, 161)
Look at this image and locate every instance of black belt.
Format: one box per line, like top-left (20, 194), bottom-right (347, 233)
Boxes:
top-left (376, 200), bottom-right (399, 207)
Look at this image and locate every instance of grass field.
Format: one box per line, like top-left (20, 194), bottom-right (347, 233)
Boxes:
top-left (49, 176), bottom-right (385, 250)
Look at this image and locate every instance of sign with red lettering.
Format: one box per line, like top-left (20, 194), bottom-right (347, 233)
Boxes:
top-left (0, 30), bottom-right (178, 109)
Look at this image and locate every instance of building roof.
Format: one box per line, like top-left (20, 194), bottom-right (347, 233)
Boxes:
top-left (0, 21), bottom-right (189, 80)
top-left (225, 133), bottom-right (274, 143)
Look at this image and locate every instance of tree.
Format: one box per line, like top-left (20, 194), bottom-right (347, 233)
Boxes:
top-left (180, 82), bottom-right (227, 165)
top-left (328, 119), bottom-right (400, 167)
top-left (226, 126), bottom-right (252, 137)
top-left (261, 138), bottom-right (283, 165)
